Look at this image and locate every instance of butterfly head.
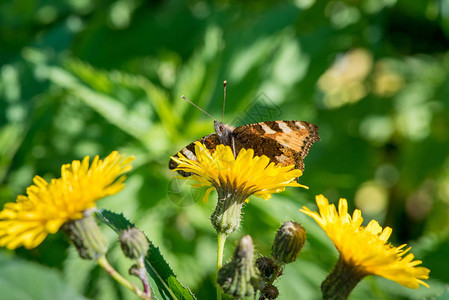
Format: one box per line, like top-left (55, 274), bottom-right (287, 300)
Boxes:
top-left (214, 120), bottom-right (234, 146)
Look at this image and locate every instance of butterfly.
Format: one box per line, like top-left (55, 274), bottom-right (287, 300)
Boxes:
top-left (169, 119), bottom-right (320, 177)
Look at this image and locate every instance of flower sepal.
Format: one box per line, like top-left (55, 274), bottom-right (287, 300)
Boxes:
top-left (321, 256), bottom-right (367, 300)
top-left (62, 212), bottom-right (108, 260)
top-left (211, 190), bottom-right (247, 235)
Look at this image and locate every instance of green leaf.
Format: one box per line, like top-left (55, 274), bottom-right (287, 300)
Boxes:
top-left (45, 65), bottom-right (153, 141)
top-left (96, 210), bottom-right (196, 300)
top-left (0, 123), bottom-right (26, 182)
top-left (434, 288), bottom-right (449, 300)
top-left (0, 253), bottom-right (84, 300)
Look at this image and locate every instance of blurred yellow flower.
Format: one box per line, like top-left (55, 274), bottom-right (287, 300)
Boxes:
top-left (318, 48), bottom-right (372, 108)
top-left (171, 142), bottom-right (306, 202)
top-left (0, 152), bottom-right (134, 250)
top-left (301, 195), bottom-right (430, 289)
top-left (372, 61), bottom-right (404, 97)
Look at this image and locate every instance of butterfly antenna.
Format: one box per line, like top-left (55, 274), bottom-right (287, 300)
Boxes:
top-left (222, 80), bottom-right (227, 123)
top-left (181, 95), bottom-right (216, 121)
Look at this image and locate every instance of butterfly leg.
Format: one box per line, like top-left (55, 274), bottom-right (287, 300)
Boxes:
top-left (231, 136), bottom-right (236, 158)
top-left (201, 133), bottom-right (214, 142)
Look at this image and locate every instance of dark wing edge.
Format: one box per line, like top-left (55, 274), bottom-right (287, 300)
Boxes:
top-left (168, 133), bottom-right (219, 177)
top-left (297, 121), bottom-right (320, 159)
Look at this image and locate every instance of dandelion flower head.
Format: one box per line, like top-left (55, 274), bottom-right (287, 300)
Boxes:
top-left (0, 151), bottom-right (134, 249)
top-left (171, 142), bottom-right (306, 202)
top-left (300, 194), bottom-right (430, 289)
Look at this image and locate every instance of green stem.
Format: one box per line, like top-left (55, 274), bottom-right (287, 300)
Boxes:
top-left (97, 256), bottom-right (151, 300)
top-left (217, 232), bottom-right (228, 300)
top-left (267, 266), bottom-right (281, 285)
top-left (137, 257), bottom-right (152, 298)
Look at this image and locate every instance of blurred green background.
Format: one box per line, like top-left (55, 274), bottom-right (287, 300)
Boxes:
top-left (1, 0), bottom-right (449, 299)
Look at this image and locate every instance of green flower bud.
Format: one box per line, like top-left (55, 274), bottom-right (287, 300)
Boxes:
top-left (119, 228), bottom-right (149, 259)
top-left (255, 256), bottom-right (281, 281)
top-left (261, 284), bottom-right (279, 300)
top-left (272, 221), bottom-right (306, 265)
top-left (62, 214), bottom-right (108, 260)
top-left (217, 235), bottom-right (261, 298)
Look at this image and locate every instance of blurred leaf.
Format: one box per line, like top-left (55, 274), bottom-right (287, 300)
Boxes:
top-left (0, 123), bottom-right (26, 182)
top-left (434, 288), bottom-right (449, 300)
top-left (96, 210), bottom-right (196, 300)
top-left (45, 65), bottom-right (153, 141)
top-left (0, 253), bottom-right (84, 300)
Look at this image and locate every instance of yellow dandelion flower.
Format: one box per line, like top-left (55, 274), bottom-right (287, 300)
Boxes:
top-left (0, 151), bottom-right (134, 250)
top-left (171, 142), bottom-right (306, 202)
top-left (300, 195), bottom-right (429, 298)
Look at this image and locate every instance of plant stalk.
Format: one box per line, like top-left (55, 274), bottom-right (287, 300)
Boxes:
top-left (97, 255), bottom-right (151, 300)
top-left (217, 232), bottom-right (228, 300)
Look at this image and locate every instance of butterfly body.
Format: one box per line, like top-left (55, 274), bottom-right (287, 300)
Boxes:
top-left (214, 120), bottom-right (235, 147)
top-left (169, 120), bottom-right (320, 176)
